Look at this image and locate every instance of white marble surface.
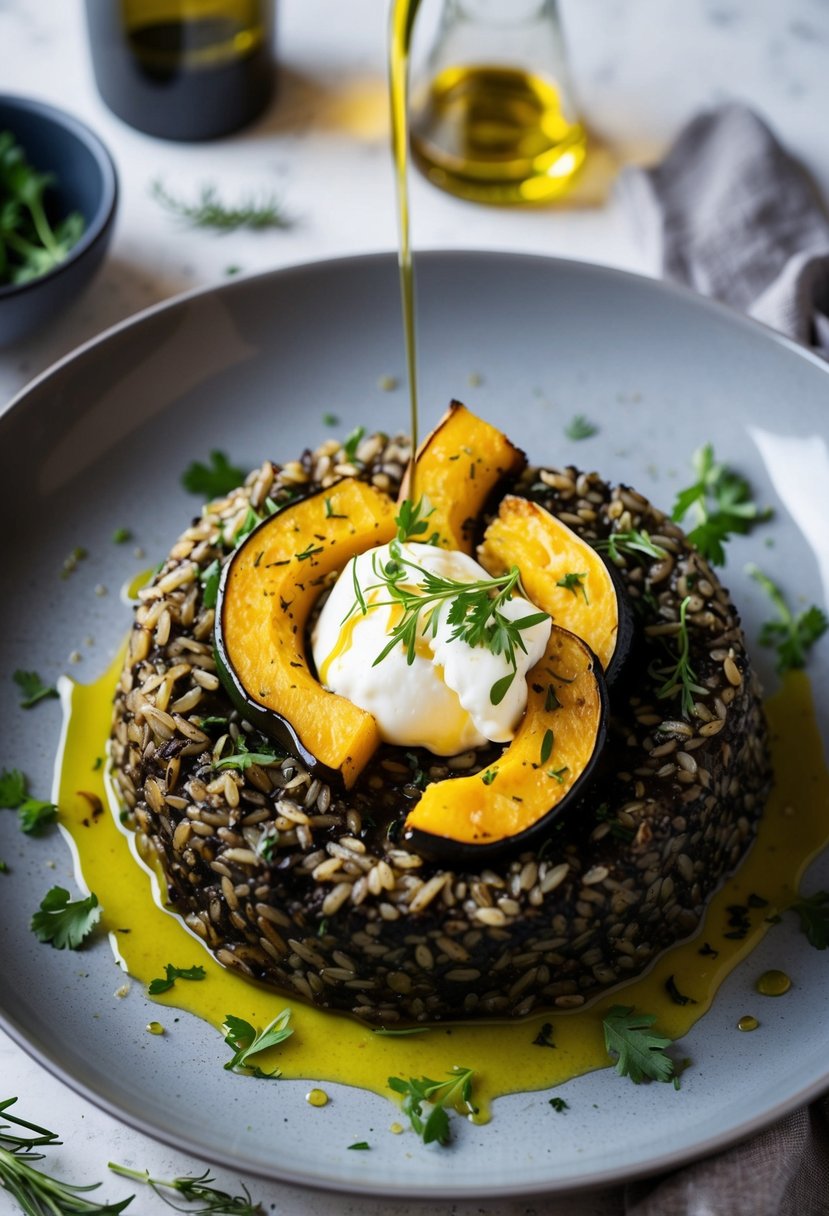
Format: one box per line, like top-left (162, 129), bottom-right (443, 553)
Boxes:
top-left (1, 1), bottom-right (828, 1211)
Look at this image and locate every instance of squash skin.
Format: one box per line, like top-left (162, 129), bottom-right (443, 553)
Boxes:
top-left (398, 400), bottom-right (526, 553)
top-left (214, 479), bottom-right (396, 790)
top-left (404, 625), bottom-right (608, 863)
top-left (478, 494), bottom-right (634, 686)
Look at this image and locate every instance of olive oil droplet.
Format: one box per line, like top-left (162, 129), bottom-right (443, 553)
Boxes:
top-left (737, 1015), bottom-right (760, 1032)
top-left (306, 1088), bottom-right (329, 1107)
top-left (390, 1121), bottom-right (404, 1134)
top-left (146, 1020), bottom-right (165, 1035)
top-left (756, 969), bottom-right (792, 997)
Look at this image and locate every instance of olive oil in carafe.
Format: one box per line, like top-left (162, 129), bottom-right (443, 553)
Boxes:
top-left (411, 64), bottom-right (587, 204)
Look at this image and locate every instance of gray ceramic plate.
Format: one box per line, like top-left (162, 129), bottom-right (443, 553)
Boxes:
top-left (1, 252), bottom-right (828, 1199)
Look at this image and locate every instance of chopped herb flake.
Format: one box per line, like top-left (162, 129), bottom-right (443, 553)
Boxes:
top-left (13, 669), bottom-right (58, 709)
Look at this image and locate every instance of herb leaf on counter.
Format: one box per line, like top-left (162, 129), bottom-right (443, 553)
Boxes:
top-left (748, 566), bottom-right (828, 672)
top-left (790, 891), bottom-right (829, 950)
top-left (31, 887), bottom-right (101, 950)
top-left (13, 669), bottom-right (58, 709)
top-left (602, 1005), bottom-right (678, 1084)
top-left (388, 1066), bottom-right (477, 1146)
top-left (110, 1161), bottom-right (263, 1214)
top-left (223, 1009), bottom-right (293, 1078)
top-left (671, 444), bottom-right (770, 566)
top-left (148, 963), bottom-right (207, 995)
top-left (151, 178), bottom-right (290, 233)
top-left (182, 451), bottom-right (246, 499)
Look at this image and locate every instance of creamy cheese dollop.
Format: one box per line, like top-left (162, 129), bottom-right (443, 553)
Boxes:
top-left (311, 542), bottom-right (551, 755)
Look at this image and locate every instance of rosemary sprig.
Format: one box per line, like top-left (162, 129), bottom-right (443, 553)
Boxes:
top-left (0, 1097), bottom-right (132, 1214)
top-left (108, 1164), bottom-right (263, 1215)
top-left (151, 179), bottom-right (291, 232)
top-left (648, 596), bottom-right (708, 718)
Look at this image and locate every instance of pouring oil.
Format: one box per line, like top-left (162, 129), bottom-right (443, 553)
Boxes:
top-left (410, 64), bottom-right (587, 204)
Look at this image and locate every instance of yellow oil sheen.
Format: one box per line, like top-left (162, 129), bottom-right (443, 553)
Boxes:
top-left (57, 659), bottom-right (829, 1119)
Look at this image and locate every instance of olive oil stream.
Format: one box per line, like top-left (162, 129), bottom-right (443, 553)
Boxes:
top-left (56, 657), bottom-right (829, 1117)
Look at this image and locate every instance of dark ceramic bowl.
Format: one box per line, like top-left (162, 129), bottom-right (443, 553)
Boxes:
top-left (0, 95), bottom-right (118, 347)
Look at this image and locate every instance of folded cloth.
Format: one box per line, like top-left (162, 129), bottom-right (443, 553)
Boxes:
top-left (619, 102), bottom-right (829, 356)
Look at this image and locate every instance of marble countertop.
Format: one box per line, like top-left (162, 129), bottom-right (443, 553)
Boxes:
top-left (1, 1), bottom-right (827, 1212)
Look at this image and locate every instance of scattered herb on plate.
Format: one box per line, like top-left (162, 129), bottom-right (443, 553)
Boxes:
top-left (602, 1005), bottom-right (678, 1085)
top-left (17, 798), bottom-right (58, 836)
top-left (548, 1097), bottom-right (569, 1113)
top-left (182, 450), bottom-right (246, 499)
top-left (148, 963), bottom-right (207, 995)
top-left (151, 178), bottom-right (290, 232)
top-left (342, 425), bottom-right (365, 464)
top-left (671, 444), bottom-right (770, 566)
top-left (564, 415), bottom-right (598, 441)
top-left (13, 669), bottom-right (58, 709)
top-left (222, 1009), bottom-right (293, 1078)
top-left (0, 767), bottom-right (27, 808)
top-left (31, 887), bottom-right (101, 950)
top-left (112, 527), bottom-right (132, 544)
top-left (748, 565), bottom-right (828, 672)
top-left (648, 596), bottom-right (708, 718)
top-left (789, 891), bottom-right (829, 949)
top-left (387, 1066), bottom-right (477, 1146)
top-left (347, 1142), bottom-right (371, 1151)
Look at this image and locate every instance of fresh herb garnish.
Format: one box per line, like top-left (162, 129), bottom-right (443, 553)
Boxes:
top-left (602, 1005), bottom-right (678, 1084)
top-left (748, 565), bottom-right (828, 673)
top-left (148, 963), bottom-right (207, 995)
top-left (222, 1009), bottom-right (293, 1078)
top-left (556, 571), bottom-right (588, 603)
top-left (109, 1161), bottom-right (263, 1214)
top-left (61, 546), bottom-right (88, 579)
top-left (214, 735), bottom-right (281, 772)
top-left (671, 444), bottom-right (770, 566)
top-left (594, 530), bottom-right (667, 563)
top-left (346, 512), bottom-right (548, 707)
top-left (151, 178), bottom-right (290, 232)
top-left (342, 425), bottom-right (365, 464)
top-left (112, 527), bottom-right (132, 544)
top-left (0, 768), bottom-right (27, 808)
top-left (13, 669), bottom-right (58, 709)
top-left (31, 887), bottom-right (101, 950)
top-left (199, 559), bottom-right (222, 610)
top-left (322, 412), bottom-right (339, 427)
top-left (324, 496), bottom-right (348, 520)
top-left (532, 1022), bottom-right (555, 1048)
top-left (17, 798), bottom-right (58, 835)
top-left (347, 1142), bottom-right (370, 1151)
top-left (395, 497), bottom-right (436, 544)
top-left (373, 1027), bottom-right (430, 1037)
top-left (548, 1097), bottom-right (569, 1112)
top-left (182, 451), bottom-right (245, 499)
top-left (564, 415), bottom-right (598, 441)
top-left (648, 596), bottom-right (708, 719)
top-left (0, 862), bottom-right (7, 874)
top-left (789, 891), bottom-right (829, 949)
top-left (0, 132), bottom-right (86, 286)
top-left (0, 1097), bottom-right (132, 1215)
top-left (539, 729), bottom-right (554, 766)
top-left (547, 766), bottom-right (568, 783)
top-left (387, 1067), bottom-right (477, 1146)
top-left (480, 768), bottom-right (497, 786)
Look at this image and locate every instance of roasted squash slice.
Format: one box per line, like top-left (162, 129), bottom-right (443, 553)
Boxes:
top-left (478, 495), bottom-right (633, 685)
top-left (214, 479), bottom-right (396, 789)
top-left (404, 625), bottom-right (607, 862)
top-left (398, 401), bottom-right (526, 552)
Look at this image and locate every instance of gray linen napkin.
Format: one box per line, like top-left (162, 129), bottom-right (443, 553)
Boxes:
top-left (619, 102), bottom-right (829, 356)
top-left (613, 102), bottom-right (829, 1216)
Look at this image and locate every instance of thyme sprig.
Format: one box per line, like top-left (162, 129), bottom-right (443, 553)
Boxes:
top-left (648, 596), bottom-right (708, 718)
top-left (151, 179), bottom-right (290, 232)
top-left (346, 541), bottom-right (547, 706)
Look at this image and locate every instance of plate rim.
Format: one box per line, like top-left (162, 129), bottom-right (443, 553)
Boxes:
top-left (2, 248), bottom-right (829, 1199)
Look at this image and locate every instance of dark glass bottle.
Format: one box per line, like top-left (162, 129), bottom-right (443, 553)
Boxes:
top-left (84, 0), bottom-right (274, 141)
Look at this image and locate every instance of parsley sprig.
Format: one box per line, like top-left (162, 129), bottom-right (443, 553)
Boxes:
top-left (0, 767), bottom-right (57, 835)
top-left (0, 1097), bottom-right (131, 1215)
top-left (182, 451), bottom-right (245, 499)
top-left (31, 887), bottom-right (101, 950)
top-left (388, 1066), bottom-right (477, 1146)
top-left (148, 963), bottom-right (207, 995)
top-left (222, 1009), bottom-right (293, 1078)
top-left (213, 734), bottom-right (282, 772)
top-left (347, 501), bottom-right (548, 706)
top-left (109, 1163), bottom-right (263, 1215)
top-left (0, 131), bottom-right (85, 286)
top-left (648, 596), bottom-right (708, 718)
top-left (671, 445), bottom-right (770, 566)
top-left (602, 1005), bottom-right (678, 1085)
top-left (748, 566), bottom-right (828, 673)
